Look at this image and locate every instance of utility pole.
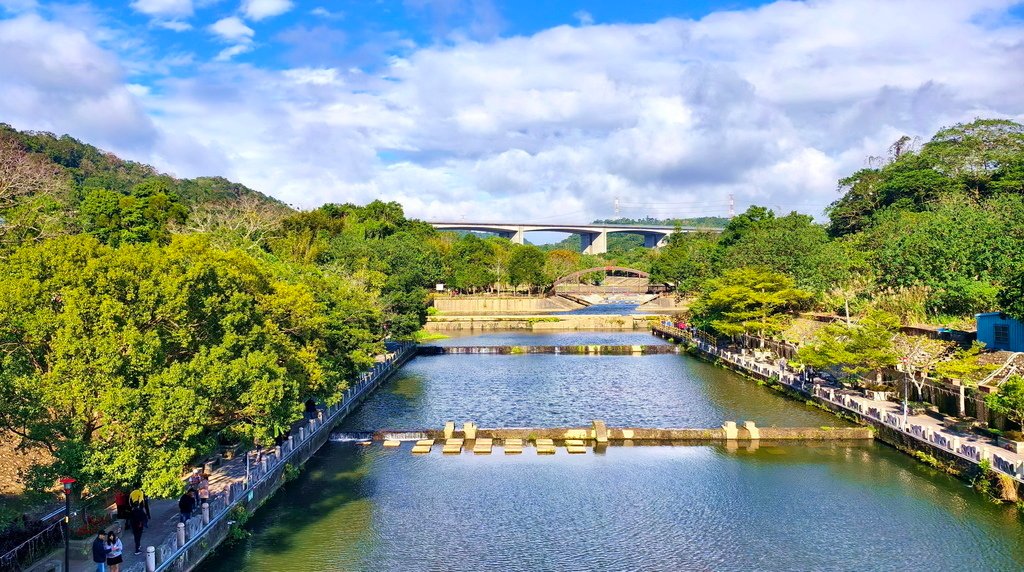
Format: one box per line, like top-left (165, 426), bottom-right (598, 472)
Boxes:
top-left (728, 193), bottom-right (735, 218)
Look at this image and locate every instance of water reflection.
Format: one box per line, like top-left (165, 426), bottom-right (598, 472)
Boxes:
top-left (203, 443), bottom-right (1024, 572)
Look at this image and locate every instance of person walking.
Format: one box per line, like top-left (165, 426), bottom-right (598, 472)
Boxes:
top-left (129, 486), bottom-right (151, 524)
top-left (187, 469), bottom-right (203, 513)
top-left (178, 489), bottom-right (196, 524)
top-left (105, 531), bottom-right (123, 572)
top-left (91, 531), bottom-right (107, 572)
top-left (128, 502), bottom-right (148, 555)
top-left (195, 470), bottom-right (211, 511)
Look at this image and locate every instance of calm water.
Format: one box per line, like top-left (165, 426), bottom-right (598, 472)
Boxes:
top-left (555, 301), bottom-right (641, 315)
top-left (201, 331), bottom-right (1024, 571)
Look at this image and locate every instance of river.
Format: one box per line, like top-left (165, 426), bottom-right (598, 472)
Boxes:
top-left (199, 330), bottom-right (1024, 572)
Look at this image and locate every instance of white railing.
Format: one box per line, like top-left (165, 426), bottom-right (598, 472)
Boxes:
top-left (131, 342), bottom-right (418, 572)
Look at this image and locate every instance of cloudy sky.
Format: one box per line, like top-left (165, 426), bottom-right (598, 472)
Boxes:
top-left (1, 0), bottom-right (1022, 224)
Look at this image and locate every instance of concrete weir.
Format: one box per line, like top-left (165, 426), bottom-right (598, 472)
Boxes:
top-left (371, 420), bottom-right (872, 446)
top-left (419, 345), bottom-right (679, 356)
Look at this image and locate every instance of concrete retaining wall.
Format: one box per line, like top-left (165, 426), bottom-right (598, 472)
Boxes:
top-left (425, 314), bottom-right (662, 332)
top-left (432, 296), bottom-right (584, 314)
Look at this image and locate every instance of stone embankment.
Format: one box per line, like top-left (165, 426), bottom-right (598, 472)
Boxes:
top-left (425, 314), bottom-right (659, 332)
top-left (652, 324), bottom-right (1024, 496)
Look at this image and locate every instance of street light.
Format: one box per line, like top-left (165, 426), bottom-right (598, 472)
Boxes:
top-left (899, 357), bottom-right (910, 425)
top-left (59, 477), bottom-right (76, 572)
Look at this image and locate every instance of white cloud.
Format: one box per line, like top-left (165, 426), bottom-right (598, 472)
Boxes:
top-left (242, 0), bottom-right (293, 21)
top-left (209, 16), bottom-right (254, 42)
top-left (573, 10), bottom-right (593, 26)
top-left (215, 44), bottom-right (252, 61)
top-left (5, 0), bottom-right (1024, 225)
top-left (156, 19), bottom-right (192, 32)
top-left (0, 14), bottom-right (157, 152)
top-left (130, 0), bottom-right (192, 18)
top-left (0, 0), bottom-right (38, 13)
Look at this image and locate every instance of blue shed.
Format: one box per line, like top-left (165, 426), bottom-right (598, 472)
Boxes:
top-left (976, 313), bottom-right (1024, 352)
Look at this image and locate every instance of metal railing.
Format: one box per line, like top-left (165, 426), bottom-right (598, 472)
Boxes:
top-left (0, 519), bottom-right (64, 572)
top-left (654, 324), bottom-right (1024, 485)
top-left (118, 342), bottom-right (418, 572)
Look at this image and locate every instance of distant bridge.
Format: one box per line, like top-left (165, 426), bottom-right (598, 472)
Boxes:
top-left (428, 222), bottom-right (720, 254)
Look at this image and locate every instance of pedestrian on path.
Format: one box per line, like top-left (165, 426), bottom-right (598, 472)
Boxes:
top-left (196, 470), bottom-right (211, 510)
top-left (179, 489), bottom-right (196, 523)
top-left (187, 468), bottom-right (203, 513)
top-left (105, 531), bottom-right (123, 572)
top-left (129, 486), bottom-right (151, 523)
top-left (128, 502), bottom-right (148, 555)
top-left (91, 531), bottom-right (107, 572)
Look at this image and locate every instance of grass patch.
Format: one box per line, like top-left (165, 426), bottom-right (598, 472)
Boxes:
top-left (413, 329), bottom-right (449, 342)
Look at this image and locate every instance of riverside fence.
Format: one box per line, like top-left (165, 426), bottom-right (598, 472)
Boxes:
top-left (652, 324), bottom-right (1024, 486)
top-left (118, 342), bottom-right (418, 572)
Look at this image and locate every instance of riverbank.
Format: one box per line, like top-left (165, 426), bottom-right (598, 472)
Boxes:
top-left (652, 324), bottom-right (1024, 498)
top-left (36, 344), bottom-right (417, 572)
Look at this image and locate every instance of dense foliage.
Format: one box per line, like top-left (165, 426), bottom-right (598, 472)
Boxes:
top-left (653, 118), bottom-right (1024, 327)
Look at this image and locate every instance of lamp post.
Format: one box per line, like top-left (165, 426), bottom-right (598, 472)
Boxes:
top-left (59, 477), bottom-right (76, 572)
top-left (900, 357), bottom-right (910, 426)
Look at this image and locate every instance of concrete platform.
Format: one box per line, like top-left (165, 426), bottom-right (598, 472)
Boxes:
top-left (535, 438), bottom-right (556, 454)
top-left (443, 438), bottom-right (464, 454)
top-left (411, 445), bottom-right (432, 454)
top-left (565, 439), bottom-right (587, 454)
top-left (504, 438), bottom-right (523, 454)
top-left (473, 438), bottom-right (493, 454)
top-left (383, 439), bottom-right (401, 448)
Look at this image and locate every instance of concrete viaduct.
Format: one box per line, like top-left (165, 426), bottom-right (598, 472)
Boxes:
top-left (428, 222), bottom-right (719, 254)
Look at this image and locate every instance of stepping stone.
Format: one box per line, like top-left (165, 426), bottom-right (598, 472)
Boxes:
top-left (473, 438), bottom-right (493, 454)
top-left (411, 445), bottom-right (432, 454)
top-left (503, 438), bottom-right (523, 454)
top-left (443, 438), bottom-right (463, 454)
top-left (566, 445), bottom-right (587, 454)
top-left (383, 439), bottom-right (401, 448)
top-left (415, 439), bottom-right (434, 447)
top-left (535, 438), bottom-right (556, 455)
top-left (565, 440), bottom-right (586, 447)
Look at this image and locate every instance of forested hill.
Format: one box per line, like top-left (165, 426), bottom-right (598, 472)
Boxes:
top-left (0, 123), bottom-right (284, 207)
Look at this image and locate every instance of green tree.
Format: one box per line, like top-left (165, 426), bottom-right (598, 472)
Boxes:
top-left (689, 267), bottom-right (811, 338)
top-left (649, 231), bottom-right (718, 294)
top-left (985, 375), bottom-right (1024, 429)
top-left (0, 235), bottom-right (377, 496)
top-left (507, 245), bottom-right (547, 292)
top-left (1000, 265), bottom-right (1024, 321)
top-left (449, 234), bottom-right (495, 293)
top-left (796, 310), bottom-right (900, 385)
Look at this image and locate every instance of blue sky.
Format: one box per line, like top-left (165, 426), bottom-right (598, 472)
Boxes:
top-left (1, 0), bottom-right (1023, 222)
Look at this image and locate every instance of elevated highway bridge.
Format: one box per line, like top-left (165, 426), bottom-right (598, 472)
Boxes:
top-left (427, 221), bottom-right (721, 254)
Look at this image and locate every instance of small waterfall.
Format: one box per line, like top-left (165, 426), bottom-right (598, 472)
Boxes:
top-left (382, 431), bottom-right (431, 441)
top-left (331, 431), bottom-right (374, 442)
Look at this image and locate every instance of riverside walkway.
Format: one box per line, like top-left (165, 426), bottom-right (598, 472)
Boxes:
top-left (652, 324), bottom-right (1024, 484)
top-left (39, 343), bottom-right (417, 572)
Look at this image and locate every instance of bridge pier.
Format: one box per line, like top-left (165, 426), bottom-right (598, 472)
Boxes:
top-left (580, 231), bottom-right (608, 255)
top-left (498, 228), bottom-right (525, 245)
top-left (643, 234), bottom-right (669, 248)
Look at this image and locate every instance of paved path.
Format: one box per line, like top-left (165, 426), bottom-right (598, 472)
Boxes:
top-left (674, 325), bottom-right (1024, 483)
